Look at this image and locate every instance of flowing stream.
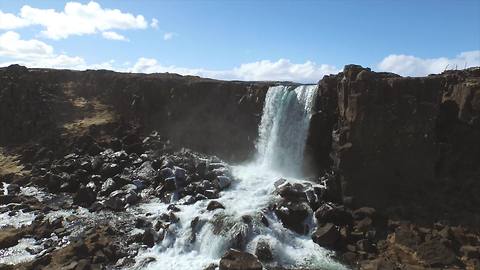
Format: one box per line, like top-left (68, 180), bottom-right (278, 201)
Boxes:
top-left (135, 85), bottom-right (346, 270)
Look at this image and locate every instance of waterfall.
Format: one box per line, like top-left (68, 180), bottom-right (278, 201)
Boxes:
top-left (134, 84), bottom-right (346, 270)
top-left (256, 85), bottom-right (318, 177)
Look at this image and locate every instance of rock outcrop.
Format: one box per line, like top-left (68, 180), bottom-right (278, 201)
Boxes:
top-left (308, 65), bottom-right (480, 224)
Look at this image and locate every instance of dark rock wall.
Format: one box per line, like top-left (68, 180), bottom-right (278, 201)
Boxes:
top-left (0, 65), bottom-right (269, 162)
top-left (308, 65), bottom-right (480, 213)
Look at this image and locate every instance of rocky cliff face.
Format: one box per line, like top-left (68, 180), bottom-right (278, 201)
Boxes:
top-left (308, 65), bottom-right (480, 222)
top-left (2, 64), bottom-right (480, 219)
top-left (0, 65), bottom-right (270, 162)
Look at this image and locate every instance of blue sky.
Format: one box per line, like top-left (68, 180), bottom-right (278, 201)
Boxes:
top-left (0, 0), bottom-right (479, 82)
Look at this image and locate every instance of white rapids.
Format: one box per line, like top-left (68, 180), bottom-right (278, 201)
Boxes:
top-left (133, 85), bottom-right (347, 270)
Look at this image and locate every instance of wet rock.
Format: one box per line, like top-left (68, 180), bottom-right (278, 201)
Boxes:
top-left (276, 183), bottom-right (306, 201)
top-left (73, 187), bottom-right (97, 207)
top-left (219, 249), bottom-right (262, 270)
top-left (203, 263), bottom-right (218, 270)
top-left (255, 239), bottom-right (273, 261)
top-left (100, 163), bottom-right (122, 178)
top-left (312, 223), bottom-right (340, 248)
top-left (125, 191), bottom-right (140, 205)
top-left (416, 239), bottom-right (457, 266)
top-left (47, 173), bottom-right (62, 193)
top-left (203, 189), bottom-right (219, 199)
top-left (274, 201), bottom-right (310, 234)
top-left (274, 178), bottom-right (287, 188)
top-left (142, 228), bottom-right (156, 247)
top-left (0, 227), bottom-right (24, 249)
top-left (164, 177), bottom-right (176, 191)
top-left (132, 179), bottom-right (145, 190)
top-left (6, 184), bottom-right (20, 195)
top-left (160, 167), bottom-right (174, 179)
top-left (174, 167), bottom-right (187, 188)
top-left (167, 204), bottom-right (181, 212)
top-left (180, 195), bottom-right (196, 205)
top-left (100, 178), bottom-right (117, 196)
top-left (314, 203), bottom-right (353, 227)
top-left (135, 161), bottom-right (157, 181)
top-left (216, 176), bottom-right (231, 190)
top-left (207, 201), bottom-right (225, 211)
top-left (104, 196), bottom-right (125, 211)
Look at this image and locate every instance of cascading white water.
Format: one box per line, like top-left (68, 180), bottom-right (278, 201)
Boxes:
top-left (256, 85), bottom-right (318, 177)
top-left (133, 85), bottom-right (346, 270)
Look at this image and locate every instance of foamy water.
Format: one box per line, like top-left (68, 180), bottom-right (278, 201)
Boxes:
top-left (134, 164), bottom-right (346, 270)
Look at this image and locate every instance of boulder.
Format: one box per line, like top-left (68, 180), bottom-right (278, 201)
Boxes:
top-left (207, 201), bottom-right (225, 211)
top-left (0, 228), bottom-right (24, 249)
top-left (311, 223), bottom-right (340, 248)
top-left (100, 163), bottom-right (122, 178)
top-left (100, 178), bottom-right (117, 196)
top-left (142, 228), bottom-right (156, 247)
top-left (255, 239), bottom-right (273, 261)
top-left (274, 201), bottom-right (310, 234)
top-left (73, 187), bottom-right (97, 207)
top-left (394, 225), bottom-right (421, 250)
top-left (216, 176), bottom-right (231, 190)
top-left (416, 239), bottom-right (457, 266)
top-left (219, 249), bottom-right (262, 270)
top-left (164, 177), bottom-right (176, 191)
top-left (315, 203), bottom-right (353, 227)
top-left (276, 183), bottom-right (306, 201)
top-left (104, 196), bottom-right (125, 211)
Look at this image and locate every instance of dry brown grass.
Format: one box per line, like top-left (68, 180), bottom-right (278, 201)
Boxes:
top-left (62, 99), bottom-right (115, 134)
top-left (0, 148), bottom-right (28, 176)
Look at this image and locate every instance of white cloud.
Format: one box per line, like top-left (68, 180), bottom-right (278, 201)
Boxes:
top-left (129, 57), bottom-right (339, 83)
top-left (0, 31), bottom-right (84, 68)
top-left (150, 18), bottom-right (159, 29)
top-left (163, 32), bottom-right (176, 40)
top-left (377, 50), bottom-right (480, 76)
top-left (0, 10), bottom-right (30, 29)
top-left (102, 31), bottom-right (128, 41)
top-left (232, 59), bottom-right (339, 82)
top-left (0, 1), bottom-right (149, 39)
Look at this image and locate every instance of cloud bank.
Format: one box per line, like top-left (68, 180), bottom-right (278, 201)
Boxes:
top-left (0, 31), bottom-right (478, 82)
top-left (377, 51), bottom-right (480, 77)
top-left (129, 58), bottom-right (340, 82)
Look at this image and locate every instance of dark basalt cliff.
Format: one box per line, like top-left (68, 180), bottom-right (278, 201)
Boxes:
top-left (1, 64), bottom-right (479, 220)
top-left (308, 65), bottom-right (480, 223)
top-left (0, 65), bottom-right (270, 161)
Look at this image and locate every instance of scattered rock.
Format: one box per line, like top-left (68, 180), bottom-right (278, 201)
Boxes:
top-left (73, 186), bottom-right (97, 207)
top-left (416, 239), bottom-right (457, 266)
top-left (311, 223), bottom-right (340, 248)
top-left (219, 249), bottom-right (262, 270)
top-left (274, 201), bottom-right (310, 234)
top-left (207, 201), bottom-right (225, 211)
top-left (255, 239), bottom-right (273, 261)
